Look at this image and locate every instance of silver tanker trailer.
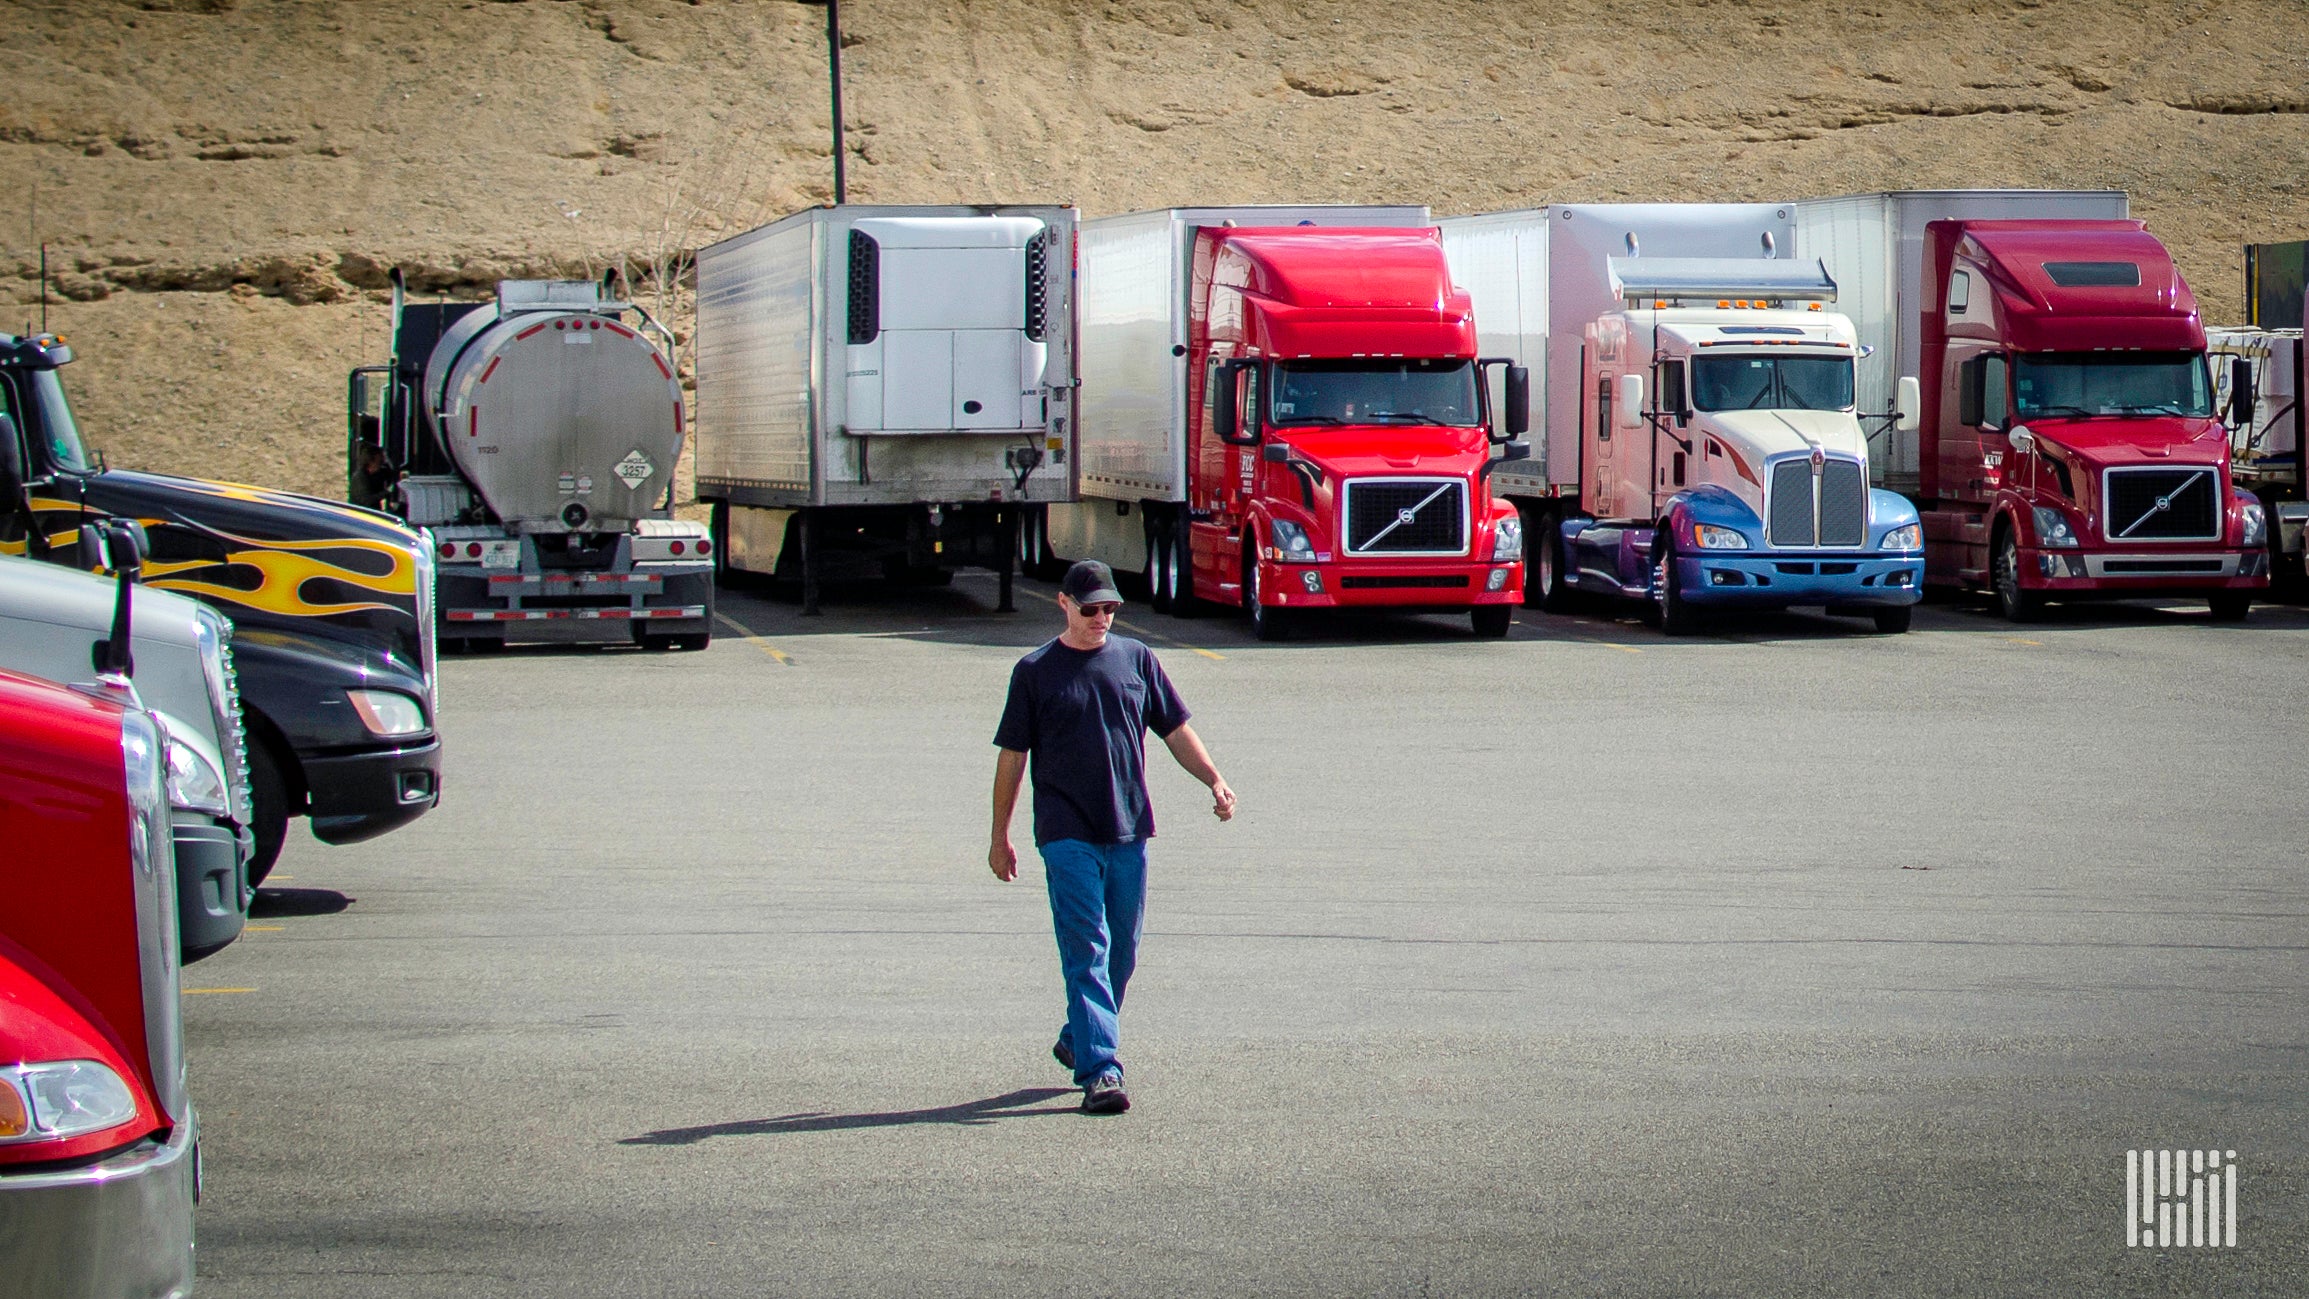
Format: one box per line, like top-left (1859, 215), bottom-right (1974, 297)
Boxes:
top-left (348, 273), bottom-right (714, 650)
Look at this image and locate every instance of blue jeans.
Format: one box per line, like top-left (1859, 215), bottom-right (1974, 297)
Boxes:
top-left (1040, 838), bottom-right (1147, 1086)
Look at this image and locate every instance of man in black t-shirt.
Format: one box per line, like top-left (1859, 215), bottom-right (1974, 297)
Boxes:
top-left (991, 560), bottom-right (1235, 1115)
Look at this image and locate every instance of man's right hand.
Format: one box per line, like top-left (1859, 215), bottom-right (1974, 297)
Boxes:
top-left (989, 838), bottom-right (1018, 882)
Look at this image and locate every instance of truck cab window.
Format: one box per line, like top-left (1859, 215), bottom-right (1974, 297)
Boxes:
top-left (32, 370), bottom-right (93, 473)
top-left (1596, 376), bottom-right (1612, 441)
top-left (1981, 355), bottom-right (2008, 429)
top-left (1690, 356), bottom-right (1854, 412)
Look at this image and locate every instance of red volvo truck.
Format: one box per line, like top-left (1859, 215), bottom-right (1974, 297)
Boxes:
top-left (1045, 207), bottom-right (1530, 640)
top-left (1907, 219), bottom-right (2267, 618)
top-left (0, 666), bottom-right (197, 1294)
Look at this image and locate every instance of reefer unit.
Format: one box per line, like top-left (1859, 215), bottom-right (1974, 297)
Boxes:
top-left (694, 205), bottom-right (1078, 610)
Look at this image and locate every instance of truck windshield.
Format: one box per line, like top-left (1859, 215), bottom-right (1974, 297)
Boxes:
top-left (2013, 353), bottom-right (2212, 418)
top-left (1269, 359), bottom-right (1480, 428)
top-left (1690, 356), bottom-right (1854, 412)
top-left (32, 370), bottom-right (94, 472)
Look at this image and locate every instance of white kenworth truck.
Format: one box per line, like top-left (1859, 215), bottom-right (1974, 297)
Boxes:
top-left (349, 273), bottom-right (714, 651)
top-left (692, 204), bottom-right (1079, 614)
top-left (1441, 204), bottom-right (1924, 634)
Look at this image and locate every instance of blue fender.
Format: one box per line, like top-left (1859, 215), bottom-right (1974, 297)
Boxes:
top-left (1659, 484), bottom-right (1766, 550)
top-left (1866, 488), bottom-right (1922, 548)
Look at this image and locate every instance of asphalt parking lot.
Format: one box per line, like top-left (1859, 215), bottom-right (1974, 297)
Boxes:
top-left (183, 579), bottom-right (2308, 1297)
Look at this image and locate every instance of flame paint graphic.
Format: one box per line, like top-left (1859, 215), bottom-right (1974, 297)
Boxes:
top-left (142, 528), bottom-right (418, 618)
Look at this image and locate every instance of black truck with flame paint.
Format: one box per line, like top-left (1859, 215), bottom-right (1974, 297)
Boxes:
top-left (0, 331), bottom-right (440, 882)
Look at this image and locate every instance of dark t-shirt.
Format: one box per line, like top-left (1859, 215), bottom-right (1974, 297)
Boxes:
top-left (993, 634), bottom-right (1190, 847)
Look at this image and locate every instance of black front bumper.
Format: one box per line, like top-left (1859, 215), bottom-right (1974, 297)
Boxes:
top-left (303, 737), bottom-right (442, 845)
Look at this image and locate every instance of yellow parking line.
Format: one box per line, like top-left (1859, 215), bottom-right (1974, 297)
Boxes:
top-left (184, 987), bottom-right (255, 995)
top-left (1020, 588), bottom-right (1224, 661)
top-left (245, 925), bottom-right (284, 933)
top-left (2008, 638), bottom-right (2043, 647)
top-left (1599, 642), bottom-right (1643, 654)
top-left (713, 612), bottom-right (792, 664)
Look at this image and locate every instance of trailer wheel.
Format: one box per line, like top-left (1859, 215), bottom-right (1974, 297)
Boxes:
top-left (1991, 526), bottom-right (2042, 622)
top-left (1165, 520), bottom-right (1202, 619)
top-left (1871, 605), bottom-right (1913, 634)
top-left (245, 736), bottom-right (292, 888)
top-left (1145, 517), bottom-right (1175, 614)
top-left (1653, 542), bottom-right (1699, 637)
top-left (1244, 545), bottom-right (1292, 641)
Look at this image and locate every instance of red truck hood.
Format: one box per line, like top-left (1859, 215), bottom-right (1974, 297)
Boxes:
top-left (1278, 425), bottom-right (1492, 477)
top-left (0, 937), bottom-right (162, 1164)
top-left (2019, 415), bottom-right (2228, 468)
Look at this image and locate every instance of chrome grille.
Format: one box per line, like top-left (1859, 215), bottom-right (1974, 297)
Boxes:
top-left (1344, 479), bottom-right (1467, 555)
top-left (2105, 467), bottom-right (2220, 542)
top-left (1768, 461), bottom-right (1813, 546)
top-left (1819, 460), bottom-right (1866, 547)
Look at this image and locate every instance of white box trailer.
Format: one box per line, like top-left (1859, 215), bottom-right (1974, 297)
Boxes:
top-left (694, 204), bottom-right (1078, 612)
top-left (1787, 190), bottom-right (2128, 487)
top-left (1046, 205), bottom-right (1429, 577)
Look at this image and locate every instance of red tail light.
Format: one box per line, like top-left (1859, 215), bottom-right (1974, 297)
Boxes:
top-left (669, 540), bottom-right (687, 556)
top-left (437, 541), bottom-right (455, 558)
top-left (697, 539), bottom-right (712, 556)
top-left (465, 543), bottom-right (483, 558)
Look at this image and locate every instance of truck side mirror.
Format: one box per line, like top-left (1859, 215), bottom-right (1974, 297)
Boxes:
top-left (1504, 366), bottom-right (1530, 438)
top-left (0, 413), bottom-right (23, 506)
top-left (1616, 373), bottom-right (1644, 430)
top-left (77, 522), bottom-right (112, 572)
top-left (1500, 440), bottom-right (1532, 463)
top-left (2229, 356), bottom-right (2256, 427)
top-left (1896, 376), bottom-right (1921, 433)
top-left (1212, 360), bottom-right (1257, 445)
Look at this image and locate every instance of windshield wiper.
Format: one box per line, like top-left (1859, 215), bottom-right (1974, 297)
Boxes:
top-left (1360, 412), bottom-right (1449, 425)
top-left (2021, 403), bottom-right (2093, 418)
top-left (2108, 403), bottom-right (2190, 416)
top-left (1277, 414), bottom-right (1345, 426)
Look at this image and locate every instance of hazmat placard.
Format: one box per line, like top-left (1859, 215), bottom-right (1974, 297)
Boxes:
top-left (613, 450), bottom-right (656, 490)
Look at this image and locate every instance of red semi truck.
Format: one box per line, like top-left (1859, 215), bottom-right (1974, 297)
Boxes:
top-left (1906, 219), bottom-right (2267, 618)
top-left (0, 667), bottom-right (197, 1294)
top-left (1044, 207), bottom-right (1531, 639)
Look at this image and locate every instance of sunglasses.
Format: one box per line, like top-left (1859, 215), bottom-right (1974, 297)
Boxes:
top-left (1074, 602), bottom-right (1121, 618)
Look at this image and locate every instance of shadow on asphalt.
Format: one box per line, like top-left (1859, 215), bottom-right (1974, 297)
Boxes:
top-left (618, 1088), bottom-right (1081, 1144)
top-left (248, 887), bottom-right (353, 918)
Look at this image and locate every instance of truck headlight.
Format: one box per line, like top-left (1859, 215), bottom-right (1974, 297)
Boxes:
top-left (1694, 523), bottom-right (1749, 550)
top-left (346, 689), bottom-right (428, 738)
top-left (1879, 523), bottom-right (1923, 551)
top-left (0, 1062), bottom-right (140, 1141)
top-left (2242, 500), bottom-right (2267, 548)
top-left (165, 731), bottom-right (231, 818)
top-left (1490, 515), bottom-right (1524, 561)
top-left (1267, 519), bottom-right (1317, 562)
top-left (2030, 506), bottom-right (2078, 547)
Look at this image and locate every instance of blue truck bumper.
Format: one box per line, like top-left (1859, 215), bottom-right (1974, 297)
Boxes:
top-left (1675, 552), bottom-right (1923, 609)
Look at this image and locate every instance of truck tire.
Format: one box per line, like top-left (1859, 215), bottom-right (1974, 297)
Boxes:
top-left (1244, 545), bottom-right (1292, 642)
top-left (1653, 542), bottom-right (1699, 636)
top-left (1470, 605), bottom-right (1513, 637)
top-left (1531, 509), bottom-right (1576, 613)
top-left (1992, 526), bottom-right (2042, 623)
top-left (1145, 517), bottom-right (1174, 615)
top-left (1166, 522), bottom-right (1202, 619)
top-left (246, 737), bottom-right (291, 888)
top-left (1872, 605), bottom-right (1914, 634)
top-left (2208, 592), bottom-right (2253, 621)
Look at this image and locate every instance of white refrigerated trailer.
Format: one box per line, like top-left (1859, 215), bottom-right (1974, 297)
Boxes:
top-left (1042, 205), bottom-right (1430, 588)
top-left (693, 204), bottom-right (1079, 613)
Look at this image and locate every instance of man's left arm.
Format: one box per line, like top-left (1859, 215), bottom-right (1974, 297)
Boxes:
top-left (1160, 723), bottom-right (1235, 822)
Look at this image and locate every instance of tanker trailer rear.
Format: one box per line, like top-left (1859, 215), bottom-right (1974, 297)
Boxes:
top-left (692, 205), bottom-right (1078, 614)
top-left (349, 274), bottom-right (713, 650)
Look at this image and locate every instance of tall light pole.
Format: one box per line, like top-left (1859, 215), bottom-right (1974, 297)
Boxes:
top-left (819, 0), bottom-right (847, 203)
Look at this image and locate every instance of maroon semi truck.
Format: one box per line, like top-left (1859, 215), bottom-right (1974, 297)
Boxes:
top-left (1911, 219), bottom-right (2268, 619)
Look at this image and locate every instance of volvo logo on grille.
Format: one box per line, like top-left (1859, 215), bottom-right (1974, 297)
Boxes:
top-left (1396, 507), bottom-right (1418, 526)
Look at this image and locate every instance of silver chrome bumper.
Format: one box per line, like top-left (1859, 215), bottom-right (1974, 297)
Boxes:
top-left (0, 1111), bottom-right (197, 1298)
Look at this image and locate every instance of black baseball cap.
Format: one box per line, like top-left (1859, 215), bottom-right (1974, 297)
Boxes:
top-left (1061, 560), bottom-right (1124, 606)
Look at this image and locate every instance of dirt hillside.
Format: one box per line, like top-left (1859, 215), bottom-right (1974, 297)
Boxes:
top-left (4, 0), bottom-right (2305, 501)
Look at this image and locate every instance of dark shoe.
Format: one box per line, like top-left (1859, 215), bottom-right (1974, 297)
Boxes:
top-left (1052, 1037), bottom-right (1074, 1072)
top-left (1081, 1074), bottom-right (1130, 1115)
